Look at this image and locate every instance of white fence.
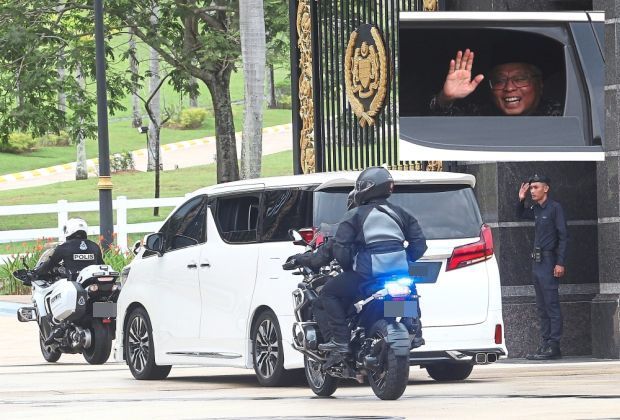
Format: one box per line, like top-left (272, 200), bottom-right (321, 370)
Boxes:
top-left (0, 196), bottom-right (188, 251)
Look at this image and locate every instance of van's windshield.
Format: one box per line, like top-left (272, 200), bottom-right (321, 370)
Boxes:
top-left (313, 185), bottom-right (483, 240)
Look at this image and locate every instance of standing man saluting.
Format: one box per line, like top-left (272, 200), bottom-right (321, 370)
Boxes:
top-left (517, 174), bottom-right (568, 360)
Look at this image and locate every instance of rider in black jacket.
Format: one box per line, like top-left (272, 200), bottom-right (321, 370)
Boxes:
top-left (36, 218), bottom-right (105, 281)
top-left (293, 168), bottom-right (427, 357)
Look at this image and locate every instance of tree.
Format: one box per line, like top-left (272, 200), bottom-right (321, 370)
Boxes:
top-left (107, 0), bottom-right (243, 183)
top-left (264, 0), bottom-right (290, 109)
top-left (0, 1), bottom-right (129, 178)
top-left (239, 0), bottom-right (265, 179)
top-left (128, 28), bottom-right (143, 128)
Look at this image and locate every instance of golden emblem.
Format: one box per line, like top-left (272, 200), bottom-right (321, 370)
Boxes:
top-left (345, 24), bottom-right (388, 127)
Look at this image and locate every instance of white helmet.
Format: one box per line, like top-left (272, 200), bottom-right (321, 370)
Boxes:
top-left (63, 218), bottom-right (88, 239)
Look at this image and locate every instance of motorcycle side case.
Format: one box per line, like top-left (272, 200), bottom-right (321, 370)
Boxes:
top-left (46, 279), bottom-right (87, 322)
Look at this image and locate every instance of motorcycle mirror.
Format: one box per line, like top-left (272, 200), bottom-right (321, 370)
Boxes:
top-left (132, 240), bottom-right (142, 255)
top-left (288, 229), bottom-right (306, 246)
top-left (21, 256), bottom-right (29, 270)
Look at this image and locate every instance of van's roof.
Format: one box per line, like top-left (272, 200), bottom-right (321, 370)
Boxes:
top-left (192, 170), bottom-right (475, 196)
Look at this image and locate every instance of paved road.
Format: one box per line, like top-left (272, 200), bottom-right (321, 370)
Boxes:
top-left (1, 312), bottom-right (619, 419)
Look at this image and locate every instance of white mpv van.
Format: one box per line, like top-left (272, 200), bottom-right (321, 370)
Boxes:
top-left (115, 170), bottom-right (507, 384)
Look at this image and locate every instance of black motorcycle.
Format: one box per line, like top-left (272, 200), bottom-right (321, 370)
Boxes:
top-left (283, 230), bottom-right (420, 400)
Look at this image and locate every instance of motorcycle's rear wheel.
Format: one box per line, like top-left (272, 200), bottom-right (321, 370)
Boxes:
top-left (39, 331), bottom-right (61, 363)
top-left (83, 319), bottom-right (112, 365)
top-left (304, 356), bottom-right (339, 397)
top-left (367, 319), bottom-right (410, 400)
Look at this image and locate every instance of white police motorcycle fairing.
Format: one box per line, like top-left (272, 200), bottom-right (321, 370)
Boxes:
top-left (14, 246), bottom-right (120, 364)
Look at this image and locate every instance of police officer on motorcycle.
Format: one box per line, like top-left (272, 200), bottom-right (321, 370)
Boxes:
top-left (36, 218), bottom-right (105, 281)
top-left (298, 168), bottom-right (428, 359)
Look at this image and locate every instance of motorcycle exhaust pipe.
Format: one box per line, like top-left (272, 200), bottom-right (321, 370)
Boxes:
top-left (486, 353), bottom-right (498, 363)
top-left (475, 353), bottom-right (487, 364)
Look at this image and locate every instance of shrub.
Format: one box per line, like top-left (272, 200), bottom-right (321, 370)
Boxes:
top-left (37, 132), bottom-right (71, 147)
top-left (110, 151), bottom-right (136, 173)
top-left (166, 107), bottom-right (209, 130)
top-left (0, 241), bottom-right (47, 295)
top-left (0, 132), bottom-right (38, 154)
top-left (102, 244), bottom-right (134, 272)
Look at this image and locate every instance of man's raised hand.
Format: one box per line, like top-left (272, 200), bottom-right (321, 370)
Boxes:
top-left (440, 49), bottom-right (485, 104)
top-left (519, 182), bottom-right (530, 201)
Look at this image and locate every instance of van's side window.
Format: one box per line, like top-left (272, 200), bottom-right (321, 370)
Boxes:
top-left (261, 189), bottom-right (313, 242)
top-left (213, 194), bottom-right (260, 243)
top-left (160, 195), bottom-right (208, 251)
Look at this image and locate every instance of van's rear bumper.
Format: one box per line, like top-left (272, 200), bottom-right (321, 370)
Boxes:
top-left (410, 348), bottom-right (506, 366)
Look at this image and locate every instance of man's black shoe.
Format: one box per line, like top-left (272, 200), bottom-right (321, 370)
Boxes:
top-left (529, 343), bottom-right (562, 360)
top-left (318, 338), bottom-right (350, 353)
top-left (411, 336), bottom-right (425, 349)
top-left (525, 344), bottom-right (546, 360)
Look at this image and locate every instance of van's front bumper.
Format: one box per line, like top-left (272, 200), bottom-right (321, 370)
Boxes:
top-left (410, 348), bottom-right (506, 366)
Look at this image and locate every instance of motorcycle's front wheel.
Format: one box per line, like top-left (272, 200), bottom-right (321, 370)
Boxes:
top-left (304, 355), bottom-right (338, 397)
top-left (367, 319), bottom-right (410, 400)
top-left (83, 319), bottom-right (112, 365)
top-left (39, 331), bottom-right (61, 363)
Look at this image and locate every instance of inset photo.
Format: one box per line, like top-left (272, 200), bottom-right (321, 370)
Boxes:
top-left (398, 11), bottom-right (605, 161)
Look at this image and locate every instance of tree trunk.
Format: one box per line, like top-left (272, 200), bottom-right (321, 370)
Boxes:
top-left (205, 71), bottom-right (239, 184)
top-left (146, 45), bottom-right (160, 172)
top-left (189, 76), bottom-right (199, 108)
top-left (75, 64), bottom-right (87, 180)
top-left (239, 0), bottom-right (266, 180)
top-left (267, 64), bottom-right (276, 109)
top-left (129, 29), bottom-right (142, 128)
top-left (57, 61), bottom-right (67, 118)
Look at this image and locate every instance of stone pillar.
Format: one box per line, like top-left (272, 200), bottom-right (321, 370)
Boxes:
top-left (592, 0), bottom-right (620, 358)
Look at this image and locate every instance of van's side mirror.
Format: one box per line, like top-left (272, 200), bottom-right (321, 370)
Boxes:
top-left (288, 229), bottom-right (307, 246)
top-left (144, 233), bottom-right (164, 256)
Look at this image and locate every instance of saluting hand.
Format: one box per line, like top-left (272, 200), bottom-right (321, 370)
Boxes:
top-left (554, 265), bottom-right (565, 278)
top-left (518, 182), bottom-right (530, 201)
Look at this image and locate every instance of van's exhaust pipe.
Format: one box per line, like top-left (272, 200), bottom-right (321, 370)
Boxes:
top-left (486, 353), bottom-right (498, 363)
top-left (475, 353), bottom-right (487, 364)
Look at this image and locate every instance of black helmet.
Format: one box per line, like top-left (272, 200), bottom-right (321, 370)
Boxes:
top-left (346, 190), bottom-right (358, 210)
top-left (353, 167), bottom-right (394, 205)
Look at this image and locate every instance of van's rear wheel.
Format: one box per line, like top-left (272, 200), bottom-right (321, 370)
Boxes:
top-left (426, 362), bottom-right (473, 381)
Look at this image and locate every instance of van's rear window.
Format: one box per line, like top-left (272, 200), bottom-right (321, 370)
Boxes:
top-left (313, 185), bottom-right (482, 240)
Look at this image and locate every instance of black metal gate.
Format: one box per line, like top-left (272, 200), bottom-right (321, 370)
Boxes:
top-left (290, 0), bottom-right (445, 174)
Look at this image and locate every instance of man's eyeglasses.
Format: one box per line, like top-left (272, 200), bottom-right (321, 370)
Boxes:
top-left (488, 75), bottom-right (539, 90)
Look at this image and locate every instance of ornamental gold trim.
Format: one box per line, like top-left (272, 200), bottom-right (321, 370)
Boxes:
top-left (345, 25), bottom-right (388, 128)
top-left (296, 0), bottom-right (315, 174)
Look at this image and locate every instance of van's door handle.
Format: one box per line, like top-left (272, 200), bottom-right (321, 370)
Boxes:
top-left (187, 263), bottom-right (198, 269)
top-left (200, 263), bottom-right (211, 267)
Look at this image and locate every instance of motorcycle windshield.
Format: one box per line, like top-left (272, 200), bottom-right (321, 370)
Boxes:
top-left (33, 245), bottom-right (58, 271)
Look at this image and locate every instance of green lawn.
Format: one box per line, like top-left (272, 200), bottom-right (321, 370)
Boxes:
top-left (0, 150), bottom-right (294, 253)
top-left (0, 106), bottom-right (292, 175)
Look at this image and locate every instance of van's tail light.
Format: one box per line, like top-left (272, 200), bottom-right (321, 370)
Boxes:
top-left (298, 227), bottom-right (317, 244)
top-left (495, 324), bottom-right (503, 345)
top-left (446, 224), bottom-right (494, 271)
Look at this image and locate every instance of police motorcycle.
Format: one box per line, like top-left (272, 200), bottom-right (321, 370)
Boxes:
top-left (13, 245), bottom-right (120, 364)
top-left (283, 226), bottom-right (420, 400)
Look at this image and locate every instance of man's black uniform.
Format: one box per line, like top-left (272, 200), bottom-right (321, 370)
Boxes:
top-left (516, 177), bottom-right (568, 357)
top-left (36, 238), bottom-right (104, 280)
